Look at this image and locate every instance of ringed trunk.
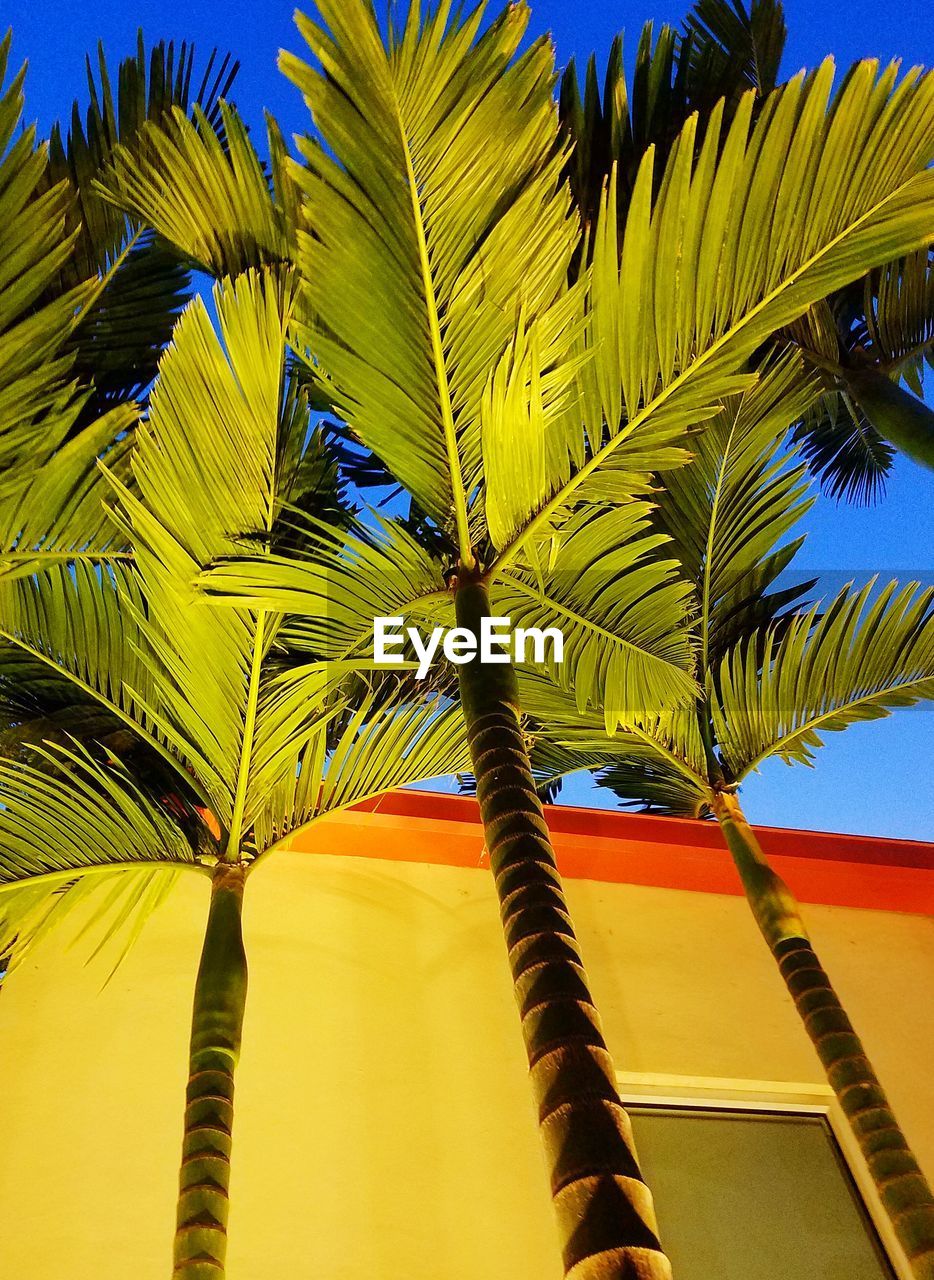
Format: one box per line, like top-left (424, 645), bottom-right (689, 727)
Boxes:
top-left (173, 861), bottom-right (248, 1280)
top-left (455, 575), bottom-right (672, 1280)
top-left (712, 789), bottom-right (934, 1279)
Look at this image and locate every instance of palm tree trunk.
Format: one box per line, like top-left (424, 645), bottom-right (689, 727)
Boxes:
top-left (712, 789), bottom-right (934, 1280)
top-left (455, 575), bottom-right (672, 1280)
top-left (173, 861), bottom-right (248, 1280)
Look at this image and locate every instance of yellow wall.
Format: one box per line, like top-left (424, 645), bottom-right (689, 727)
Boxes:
top-left (1, 850), bottom-right (932, 1279)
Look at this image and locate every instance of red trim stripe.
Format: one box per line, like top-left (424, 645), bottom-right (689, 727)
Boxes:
top-left (287, 790), bottom-right (934, 916)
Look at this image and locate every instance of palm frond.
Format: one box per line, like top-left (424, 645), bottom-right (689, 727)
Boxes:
top-left (0, 37), bottom-right (94, 471)
top-left (98, 103), bottom-right (293, 279)
top-left (0, 40), bottom-right (158, 575)
top-left (0, 742), bottom-right (200, 972)
top-left (283, 0), bottom-right (577, 552)
top-left (0, 561), bottom-right (154, 731)
top-left (526, 737), bottom-right (621, 803)
top-left (495, 503), bottom-right (698, 729)
top-left (863, 249), bottom-right (934, 384)
top-left (684, 0), bottom-right (786, 100)
top-left (41, 33), bottom-right (238, 275)
top-left (109, 271), bottom-right (291, 820)
top-left (0, 404), bottom-right (136, 580)
top-left (520, 671), bottom-right (709, 815)
top-left (791, 389), bottom-right (896, 503)
top-left (560, 0), bottom-right (785, 239)
top-left (202, 513), bottom-right (451, 660)
top-left (790, 250), bottom-right (933, 495)
top-left (252, 684), bottom-right (469, 853)
top-left (240, 661), bottom-right (345, 841)
top-left (498, 57), bottom-right (934, 570)
top-left (654, 352), bottom-right (821, 666)
top-left (714, 579), bottom-right (934, 778)
top-left (38, 35), bottom-right (238, 414)
top-left (69, 234), bottom-right (190, 412)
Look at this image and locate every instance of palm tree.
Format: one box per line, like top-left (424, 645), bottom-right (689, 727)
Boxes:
top-left (2, 43), bottom-right (468, 1273)
top-left (0, 266), bottom-right (470, 1278)
top-left (521, 357), bottom-right (934, 1276)
top-left (175, 2), bottom-right (934, 1273)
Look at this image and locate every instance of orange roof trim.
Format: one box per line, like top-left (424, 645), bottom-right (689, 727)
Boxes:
top-left (287, 790), bottom-right (934, 917)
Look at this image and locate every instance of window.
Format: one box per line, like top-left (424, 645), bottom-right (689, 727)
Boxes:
top-left (619, 1075), bottom-right (904, 1280)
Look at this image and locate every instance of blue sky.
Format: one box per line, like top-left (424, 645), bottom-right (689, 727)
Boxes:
top-left (5, 0), bottom-right (932, 840)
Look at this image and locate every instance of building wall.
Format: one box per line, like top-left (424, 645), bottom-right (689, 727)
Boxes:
top-left (1, 849), bottom-right (932, 1280)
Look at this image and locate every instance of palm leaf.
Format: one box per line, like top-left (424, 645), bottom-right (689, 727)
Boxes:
top-left (202, 513), bottom-right (451, 660)
top-left (863, 249), bottom-right (934, 386)
top-left (0, 405), bottom-right (136, 581)
top-left (107, 271), bottom-right (294, 823)
top-left (654, 352), bottom-right (821, 667)
top-left (0, 37), bottom-right (95, 471)
top-left (0, 40), bottom-right (153, 576)
top-left (560, 0), bottom-right (785, 238)
top-left (0, 561), bottom-right (157, 736)
top-left (252, 683), bottom-right (469, 853)
top-left (283, 0), bottom-right (578, 554)
top-left (520, 672), bottom-right (708, 815)
top-left (0, 742), bottom-right (200, 973)
top-left (98, 103), bottom-right (294, 279)
top-left (200, 3), bottom-right (707, 716)
top-left (495, 503), bottom-right (698, 729)
top-left (714, 579), bottom-right (934, 778)
top-left (37, 35), bottom-right (239, 414)
top-left (684, 0), bottom-right (786, 99)
top-left (789, 249), bottom-right (933, 497)
top-left (496, 57), bottom-right (934, 571)
top-left (791, 388), bottom-right (896, 503)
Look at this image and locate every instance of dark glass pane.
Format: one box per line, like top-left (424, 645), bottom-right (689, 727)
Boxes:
top-left (630, 1106), bottom-right (895, 1279)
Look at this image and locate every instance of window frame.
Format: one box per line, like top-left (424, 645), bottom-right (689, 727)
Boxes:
top-left (617, 1071), bottom-right (910, 1280)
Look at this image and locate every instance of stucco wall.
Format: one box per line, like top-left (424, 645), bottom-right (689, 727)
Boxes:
top-left (1, 849), bottom-right (932, 1279)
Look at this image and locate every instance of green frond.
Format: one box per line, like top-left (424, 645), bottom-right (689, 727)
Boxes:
top-left (38, 36), bottom-right (239, 415)
top-left (597, 755), bottom-right (711, 817)
top-left (684, 0), bottom-right (786, 99)
top-left (791, 250), bottom-right (933, 493)
top-left (527, 736), bottom-right (625, 801)
top-left (654, 352), bottom-right (821, 667)
top-left (504, 57), bottom-right (934, 569)
top-left (254, 685), bottom-right (469, 854)
top-left (110, 272), bottom-right (292, 821)
top-left (69, 234), bottom-right (190, 411)
top-left (0, 561), bottom-right (154, 730)
top-left (481, 287), bottom-right (590, 551)
top-left (714, 579), bottom-right (934, 778)
top-left (0, 41), bottom-right (158, 576)
top-left (0, 40), bottom-right (95, 472)
top-left (42, 33), bottom-right (238, 277)
top-left (560, 0), bottom-right (785, 238)
top-left (284, 0), bottom-right (577, 552)
top-left (495, 503), bottom-right (698, 729)
top-left (0, 742), bottom-right (200, 972)
top-left (98, 102), bottom-right (293, 280)
top-left (0, 403), bottom-right (136, 581)
top-left (791, 389), bottom-right (895, 504)
top-left (0, 865), bottom-right (186, 980)
top-left (520, 671), bottom-right (709, 815)
top-left (863, 249), bottom-right (934, 378)
top-left (239, 661), bottom-right (344, 841)
top-left (201, 513), bottom-right (451, 660)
